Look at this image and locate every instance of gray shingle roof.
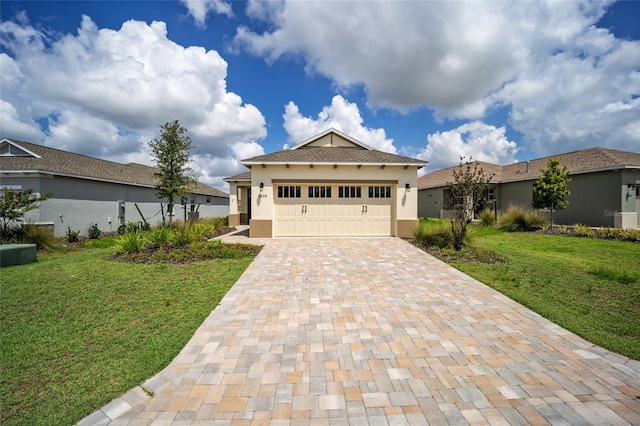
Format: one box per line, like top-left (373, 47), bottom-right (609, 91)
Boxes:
top-left (242, 147), bottom-right (426, 166)
top-left (0, 138), bottom-right (228, 198)
top-left (223, 170), bottom-right (251, 182)
top-left (418, 147), bottom-right (640, 189)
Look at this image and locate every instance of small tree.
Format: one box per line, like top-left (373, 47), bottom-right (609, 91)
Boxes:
top-left (149, 120), bottom-right (196, 226)
top-left (532, 158), bottom-right (571, 230)
top-left (0, 189), bottom-right (52, 241)
top-left (445, 158), bottom-right (493, 251)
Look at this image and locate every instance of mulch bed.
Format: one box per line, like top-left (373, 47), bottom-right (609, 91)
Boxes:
top-left (409, 240), bottom-right (509, 264)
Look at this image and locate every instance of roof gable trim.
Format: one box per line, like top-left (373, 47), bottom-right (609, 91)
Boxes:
top-left (0, 139), bottom-right (42, 158)
top-left (289, 128), bottom-right (374, 151)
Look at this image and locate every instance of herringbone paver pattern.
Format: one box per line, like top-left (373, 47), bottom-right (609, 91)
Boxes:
top-left (80, 237), bottom-right (640, 425)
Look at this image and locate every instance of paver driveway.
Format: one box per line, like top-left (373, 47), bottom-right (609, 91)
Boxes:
top-left (81, 237), bottom-right (640, 425)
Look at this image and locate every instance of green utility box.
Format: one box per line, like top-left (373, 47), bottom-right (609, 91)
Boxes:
top-left (0, 244), bottom-right (37, 267)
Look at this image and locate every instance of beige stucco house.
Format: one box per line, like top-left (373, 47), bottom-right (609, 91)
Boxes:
top-left (225, 129), bottom-right (427, 238)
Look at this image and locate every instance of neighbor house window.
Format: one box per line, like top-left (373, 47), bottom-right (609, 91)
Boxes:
top-left (368, 186), bottom-right (391, 198)
top-left (488, 188), bottom-right (495, 200)
top-left (277, 185), bottom-right (301, 198)
top-left (338, 186), bottom-right (362, 198)
top-left (309, 185), bottom-right (332, 198)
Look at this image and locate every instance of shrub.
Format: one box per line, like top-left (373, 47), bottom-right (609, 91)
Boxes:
top-left (573, 224), bottom-right (595, 238)
top-left (22, 224), bottom-right (58, 249)
top-left (526, 210), bottom-right (548, 229)
top-left (621, 229), bottom-right (640, 242)
top-left (497, 206), bottom-right (528, 232)
top-left (598, 227), bottom-right (622, 240)
top-left (192, 222), bottom-right (215, 240)
top-left (478, 209), bottom-right (496, 227)
top-left (498, 205), bottom-right (547, 232)
top-left (199, 216), bottom-right (227, 230)
top-left (171, 224), bottom-right (192, 247)
top-left (115, 232), bottom-right (147, 254)
top-left (412, 221), bottom-right (454, 249)
top-left (148, 227), bottom-right (172, 248)
top-left (117, 221), bottom-right (150, 235)
top-left (66, 227), bottom-right (80, 243)
top-left (88, 223), bottom-right (101, 239)
top-left (171, 221), bottom-right (214, 246)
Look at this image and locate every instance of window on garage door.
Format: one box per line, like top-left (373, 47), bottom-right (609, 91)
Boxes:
top-left (338, 186), bottom-right (362, 198)
top-left (369, 186), bottom-right (391, 198)
top-left (277, 185), bottom-right (301, 198)
top-left (308, 185), bottom-right (332, 198)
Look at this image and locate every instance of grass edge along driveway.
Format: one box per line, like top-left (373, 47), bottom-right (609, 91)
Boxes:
top-left (1, 245), bottom-right (255, 426)
top-left (448, 228), bottom-right (640, 362)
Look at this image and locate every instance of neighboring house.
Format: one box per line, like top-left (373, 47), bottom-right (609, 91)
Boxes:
top-left (0, 138), bottom-right (228, 237)
top-left (418, 147), bottom-right (640, 229)
top-left (225, 128), bottom-right (427, 238)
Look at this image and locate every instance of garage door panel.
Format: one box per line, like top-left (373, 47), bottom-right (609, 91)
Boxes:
top-left (274, 184), bottom-right (392, 237)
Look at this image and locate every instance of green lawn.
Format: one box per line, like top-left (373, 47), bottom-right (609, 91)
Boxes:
top-left (443, 225), bottom-right (640, 360)
top-left (1, 243), bottom-right (255, 425)
top-left (2, 228), bottom-right (639, 424)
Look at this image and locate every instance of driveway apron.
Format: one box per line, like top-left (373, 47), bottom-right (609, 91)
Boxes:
top-left (81, 237), bottom-right (640, 425)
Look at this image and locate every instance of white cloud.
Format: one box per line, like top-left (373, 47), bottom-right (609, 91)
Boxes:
top-left (283, 95), bottom-right (396, 153)
top-left (0, 99), bottom-right (44, 142)
top-left (0, 14), bottom-right (266, 191)
top-left (419, 122), bottom-right (519, 172)
top-left (236, 1), bottom-right (639, 156)
top-left (180, 0), bottom-right (233, 27)
top-left (493, 36), bottom-right (640, 156)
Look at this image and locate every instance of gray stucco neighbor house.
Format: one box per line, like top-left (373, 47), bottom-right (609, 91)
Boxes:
top-left (0, 138), bottom-right (229, 237)
top-left (418, 147), bottom-right (640, 229)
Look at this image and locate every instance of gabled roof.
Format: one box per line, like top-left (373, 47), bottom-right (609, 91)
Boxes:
top-left (223, 170), bottom-right (251, 182)
top-left (0, 138), bottom-right (228, 198)
top-left (418, 161), bottom-right (503, 189)
top-left (418, 147), bottom-right (640, 189)
top-left (241, 129), bottom-right (427, 167)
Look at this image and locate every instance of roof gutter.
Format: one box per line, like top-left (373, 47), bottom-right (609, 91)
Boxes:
top-left (241, 161), bottom-right (428, 168)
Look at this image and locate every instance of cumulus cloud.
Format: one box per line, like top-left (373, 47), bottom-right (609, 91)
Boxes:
top-left (418, 122), bottom-right (519, 172)
top-left (235, 0), bottom-right (639, 157)
top-left (493, 36), bottom-right (640, 156)
top-left (180, 0), bottom-right (233, 27)
top-left (0, 14), bottom-right (266, 190)
top-left (283, 95), bottom-right (396, 153)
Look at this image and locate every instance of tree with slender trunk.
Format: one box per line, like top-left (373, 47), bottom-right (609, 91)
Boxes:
top-left (149, 120), bottom-right (196, 226)
top-left (532, 158), bottom-right (571, 231)
top-left (445, 158), bottom-right (493, 251)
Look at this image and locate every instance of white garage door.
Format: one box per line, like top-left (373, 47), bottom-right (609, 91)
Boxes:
top-left (274, 184), bottom-right (393, 236)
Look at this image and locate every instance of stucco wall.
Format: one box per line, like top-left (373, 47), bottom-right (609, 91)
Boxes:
top-left (4, 175), bottom-right (229, 237)
top-left (418, 188), bottom-right (444, 218)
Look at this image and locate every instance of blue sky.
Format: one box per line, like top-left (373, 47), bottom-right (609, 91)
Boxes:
top-left (1, 0), bottom-right (639, 191)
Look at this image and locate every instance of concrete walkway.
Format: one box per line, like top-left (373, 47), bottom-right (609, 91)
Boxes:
top-left (80, 236), bottom-right (640, 425)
